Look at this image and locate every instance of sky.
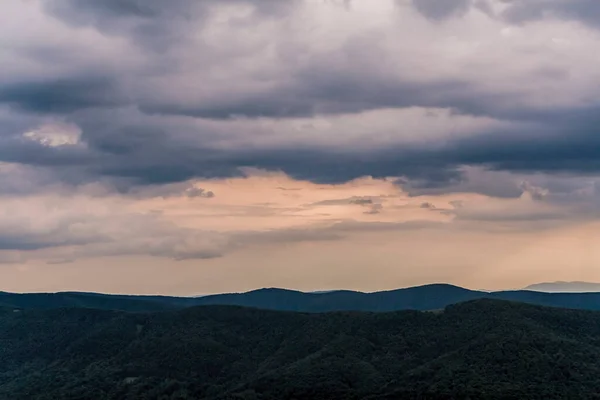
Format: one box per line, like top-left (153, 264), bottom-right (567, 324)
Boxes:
top-left (1, 0), bottom-right (600, 295)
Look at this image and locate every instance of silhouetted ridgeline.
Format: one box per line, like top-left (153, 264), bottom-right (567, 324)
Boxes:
top-left (5, 284), bottom-right (600, 312)
top-left (3, 300), bottom-right (600, 399)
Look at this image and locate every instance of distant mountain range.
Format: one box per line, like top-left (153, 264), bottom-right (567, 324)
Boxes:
top-left (5, 283), bottom-right (600, 313)
top-left (524, 281), bottom-right (600, 293)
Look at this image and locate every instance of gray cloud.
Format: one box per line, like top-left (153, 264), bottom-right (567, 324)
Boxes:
top-left (45, 0), bottom-right (300, 51)
top-left (185, 187), bottom-right (215, 198)
top-left (0, 191), bottom-right (445, 263)
top-left (350, 197), bottom-right (374, 205)
top-left (313, 196), bottom-right (374, 206)
top-left (364, 204), bottom-right (383, 215)
top-left (501, 0), bottom-right (600, 29)
top-left (234, 218), bottom-right (449, 247)
top-left (310, 196), bottom-right (383, 214)
top-left (0, 0), bottom-right (598, 199)
top-left (411, 0), bottom-right (472, 20)
top-left (0, 77), bottom-right (124, 114)
top-left (0, 199), bottom-right (231, 261)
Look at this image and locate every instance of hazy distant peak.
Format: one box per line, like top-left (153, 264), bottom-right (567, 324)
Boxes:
top-left (524, 281), bottom-right (600, 293)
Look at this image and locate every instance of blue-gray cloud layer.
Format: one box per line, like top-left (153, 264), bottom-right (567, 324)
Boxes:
top-left (1, 0), bottom-right (599, 197)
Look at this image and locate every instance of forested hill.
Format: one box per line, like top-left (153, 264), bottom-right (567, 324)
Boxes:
top-left (5, 284), bottom-right (600, 312)
top-left (3, 300), bottom-right (600, 399)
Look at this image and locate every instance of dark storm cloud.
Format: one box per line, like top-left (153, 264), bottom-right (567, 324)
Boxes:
top-left (138, 71), bottom-right (477, 120)
top-left (1, 101), bottom-right (599, 199)
top-left (443, 106), bottom-right (600, 174)
top-left (0, 108), bottom-right (43, 139)
top-left (392, 105), bottom-right (600, 196)
top-left (0, 134), bottom-right (97, 170)
top-left (0, 0), bottom-right (598, 199)
top-left (0, 77), bottom-right (124, 114)
top-left (0, 111), bottom-right (596, 199)
top-left (139, 78), bottom-right (541, 129)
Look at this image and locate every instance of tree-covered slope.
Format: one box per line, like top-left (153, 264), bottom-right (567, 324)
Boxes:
top-left (2, 300), bottom-right (600, 399)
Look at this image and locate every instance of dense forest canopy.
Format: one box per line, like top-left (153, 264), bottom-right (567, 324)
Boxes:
top-left (3, 300), bottom-right (600, 399)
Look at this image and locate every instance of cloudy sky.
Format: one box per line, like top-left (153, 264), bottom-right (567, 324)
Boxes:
top-left (1, 0), bottom-right (600, 294)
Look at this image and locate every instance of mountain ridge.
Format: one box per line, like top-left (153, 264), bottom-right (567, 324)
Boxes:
top-left (7, 283), bottom-right (600, 313)
top-left (524, 281), bottom-right (600, 293)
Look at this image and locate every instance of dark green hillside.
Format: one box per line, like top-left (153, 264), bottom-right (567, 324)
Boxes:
top-left (3, 300), bottom-right (600, 399)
